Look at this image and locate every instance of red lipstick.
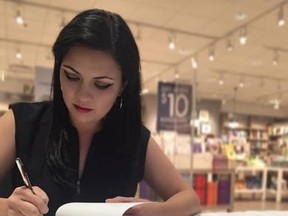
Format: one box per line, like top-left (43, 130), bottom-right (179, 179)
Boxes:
top-left (73, 104), bottom-right (93, 113)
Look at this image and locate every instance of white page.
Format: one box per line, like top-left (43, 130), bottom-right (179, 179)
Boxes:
top-left (55, 202), bottom-right (145, 216)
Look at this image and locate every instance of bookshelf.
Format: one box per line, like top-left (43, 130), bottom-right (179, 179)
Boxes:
top-left (221, 114), bottom-right (270, 157)
top-left (267, 124), bottom-right (288, 156)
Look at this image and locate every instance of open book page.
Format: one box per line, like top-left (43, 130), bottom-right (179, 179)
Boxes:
top-left (56, 202), bottom-right (145, 216)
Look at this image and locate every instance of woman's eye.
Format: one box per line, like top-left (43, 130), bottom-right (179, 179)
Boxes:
top-left (64, 70), bottom-right (79, 81)
top-left (94, 82), bottom-right (113, 90)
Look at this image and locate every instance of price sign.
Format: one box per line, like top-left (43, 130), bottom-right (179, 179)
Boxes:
top-left (157, 82), bottom-right (192, 134)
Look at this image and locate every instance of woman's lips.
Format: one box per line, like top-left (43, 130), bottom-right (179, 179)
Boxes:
top-left (73, 104), bottom-right (93, 113)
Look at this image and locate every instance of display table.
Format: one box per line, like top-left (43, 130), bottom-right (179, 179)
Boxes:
top-left (199, 211), bottom-right (288, 216)
top-left (266, 167), bottom-right (288, 202)
top-left (234, 166), bottom-right (267, 201)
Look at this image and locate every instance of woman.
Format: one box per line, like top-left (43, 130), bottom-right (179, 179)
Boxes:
top-left (0, 9), bottom-right (200, 216)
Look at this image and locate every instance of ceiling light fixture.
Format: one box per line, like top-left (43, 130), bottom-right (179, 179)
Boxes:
top-left (16, 49), bottom-right (22, 60)
top-left (168, 33), bottom-right (176, 50)
top-left (234, 11), bottom-right (248, 21)
top-left (270, 99), bottom-right (280, 110)
top-left (226, 38), bottom-right (233, 52)
top-left (219, 74), bottom-right (224, 85)
top-left (238, 77), bottom-right (244, 88)
top-left (239, 27), bottom-right (247, 45)
top-left (15, 10), bottom-right (24, 25)
top-left (208, 46), bottom-right (215, 61)
top-left (272, 50), bottom-right (279, 66)
top-left (191, 57), bottom-right (198, 69)
top-left (277, 6), bottom-right (285, 26)
top-left (174, 71), bottom-right (180, 79)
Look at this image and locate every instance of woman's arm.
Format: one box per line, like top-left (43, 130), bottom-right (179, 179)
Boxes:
top-left (0, 110), bottom-right (49, 216)
top-left (0, 110), bottom-right (16, 183)
top-left (142, 136), bottom-right (200, 216)
top-left (107, 136), bottom-right (200, 216)
top-left (0, 110), bottom-right (16, 215)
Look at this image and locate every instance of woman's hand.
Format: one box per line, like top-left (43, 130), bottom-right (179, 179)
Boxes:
top-left (106, 196), bottom-right (163, 216)
top-left (105, 196), bottom-right (149, 203)
top-left (7, 186), bottom-right (49, 216)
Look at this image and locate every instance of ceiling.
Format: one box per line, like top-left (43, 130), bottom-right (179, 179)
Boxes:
top-left (0, 0), bottom-right (288, 112)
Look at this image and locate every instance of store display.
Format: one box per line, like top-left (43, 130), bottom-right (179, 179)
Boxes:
top-left (139, 170), bottom-right (235, 211)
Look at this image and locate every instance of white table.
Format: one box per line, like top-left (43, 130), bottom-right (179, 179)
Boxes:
top-left (234, 166), bottom-right (267, 201)
top-left (266, 167), bottom-right (288, 202)
top-left (200, 211), bottom-right (288, 216)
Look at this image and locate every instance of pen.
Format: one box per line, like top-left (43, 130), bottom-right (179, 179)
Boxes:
top-left (15, 157), bottom-right (35, 195)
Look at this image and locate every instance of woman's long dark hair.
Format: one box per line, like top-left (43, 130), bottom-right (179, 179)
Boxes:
top-left (47, 9), bottom-right (142, 189)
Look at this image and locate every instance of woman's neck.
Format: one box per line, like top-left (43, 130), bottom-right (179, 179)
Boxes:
top-left (72, 120), bottom-right (102, 135)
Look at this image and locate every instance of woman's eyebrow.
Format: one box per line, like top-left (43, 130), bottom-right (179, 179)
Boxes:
top-left (63, 64), bottom-right (114, 80)
top-left (93, 76), bottom-right (114, 80)
top-left (63, 65), bottom-right (80, 75)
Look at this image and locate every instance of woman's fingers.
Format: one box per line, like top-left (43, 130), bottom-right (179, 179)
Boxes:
top-left (32, 186), bottom-right (49, 206)
top-left (105, 196), bottom-right (149, 203)
top-left (7, 186), bottom-right (49, 216)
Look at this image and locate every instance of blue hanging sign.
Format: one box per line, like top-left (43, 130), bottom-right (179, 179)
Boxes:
top-left (157, 81), bottom-right (192, 134)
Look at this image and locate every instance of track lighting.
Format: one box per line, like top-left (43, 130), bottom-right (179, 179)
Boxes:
top-left (273, 50), bottom-right (279, 66)
top-left (191, 57), bottom-right (198, 69)
top-left (208, 46), bottom-right (215, 61)
top-left (168, 34), bottom-right (176, 50)
top-left (239, 81), bottom-right (244, 88)
top-left (238, 77), bottom-right (244, 88)
top-left (226, 38), bottom-right (233, 52)
top-left (218, 74), bottom-right (224, 85)
top-left (239, 27), bottom-right (247, 45)
top-left (174, 72), bottom-right (180, 79)
top-left (16, 49), bottom-right (22, 60)
top-left (15, 10), bottom-right (24, 25)
top-left (219, 78), bottom-right (224, 86)
top-left (278, 6), bottom-right (285, 26)
top-left (270, 99), bottom-right (280, 110)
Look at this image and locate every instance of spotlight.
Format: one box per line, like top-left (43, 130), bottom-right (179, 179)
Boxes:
top-left (16, 49), bottom-right (22, 59)
top-left (278, 6), bottom-right (285, 26)
top-left (15, 10), bottom-right (24, 25)
top-left (168, 34), bottom-right (176, 50)
top-left (239, 27), bottom-right (247, 45)
top-left (226, 38), bottom-right (233, 52)
top-left (191, 57), bottom-right (198, 69)
top-left (208, 46), bottom-right (215, 61)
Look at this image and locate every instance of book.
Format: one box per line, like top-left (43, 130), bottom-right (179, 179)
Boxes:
top-left (56, 202), bottom-right (145, 216)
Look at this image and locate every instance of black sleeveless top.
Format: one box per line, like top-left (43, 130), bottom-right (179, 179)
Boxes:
top-left (8, 101), bottom-right (150, 216)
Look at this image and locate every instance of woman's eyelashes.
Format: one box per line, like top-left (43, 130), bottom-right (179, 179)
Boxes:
top-left (63, 70), bottom-right (114, 90)
top-left (94, 82), bottom-right (113, 90)
top-left (64, 70), bottom-right (79, 81)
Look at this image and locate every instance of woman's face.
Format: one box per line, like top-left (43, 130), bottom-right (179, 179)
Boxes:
top-left (60, 46), bottom-right (123, 129)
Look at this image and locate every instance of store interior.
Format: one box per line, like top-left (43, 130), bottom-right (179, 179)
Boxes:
top-left (0, 0), bottom-right (288, 212)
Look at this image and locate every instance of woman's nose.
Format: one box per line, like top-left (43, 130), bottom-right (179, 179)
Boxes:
top-left (77, 84), bottom-right (92, 101)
